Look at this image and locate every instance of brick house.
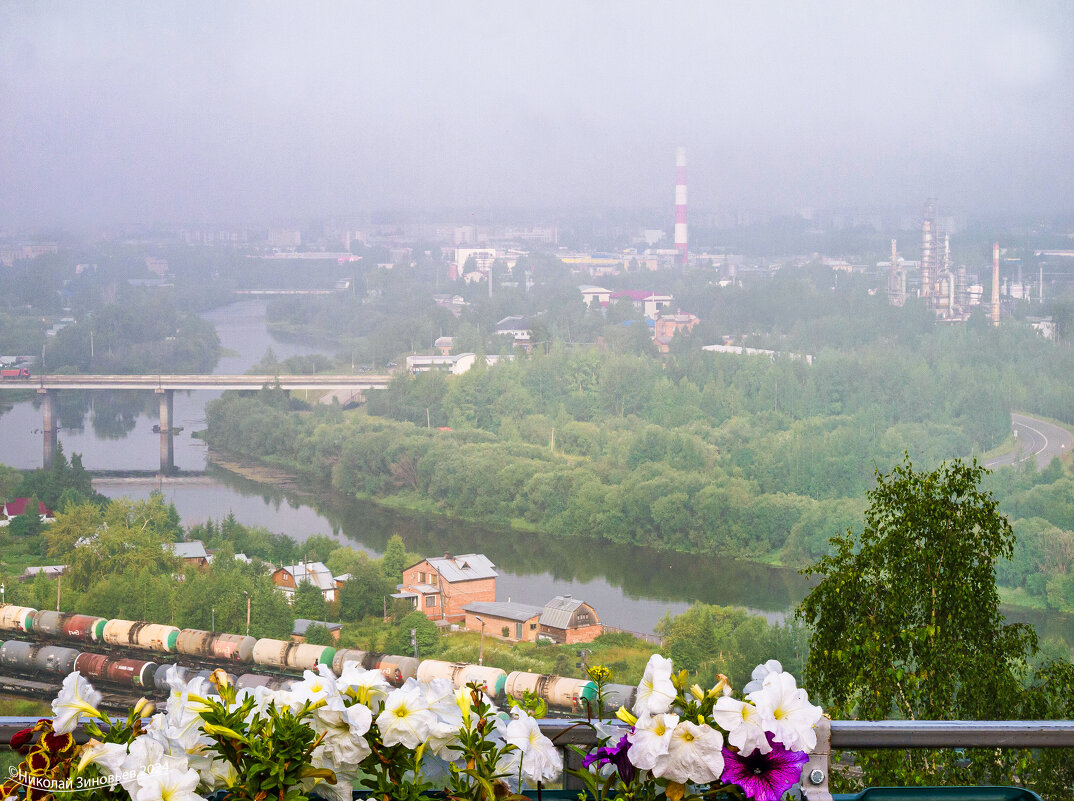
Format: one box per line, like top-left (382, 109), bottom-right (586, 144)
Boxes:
top-left (463, 595), bottom-right (603, 644)
top-left (397, 553), bottom-right (496, 624)
top-left (537, 596), bottom-right (603, 644)
top-left (652, 312), bottom-right (700, 353)
top-left (463, 601), bottom-right (543, 642)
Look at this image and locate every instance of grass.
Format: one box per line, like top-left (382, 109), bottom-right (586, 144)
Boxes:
top-left (998, 585), bottom-right (1049, 611)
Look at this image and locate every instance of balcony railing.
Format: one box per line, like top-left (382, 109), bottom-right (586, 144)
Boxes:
top-left (3, 717), bottom-right (1072, 800)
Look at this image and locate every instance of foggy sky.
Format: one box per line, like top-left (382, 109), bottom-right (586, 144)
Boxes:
top-left (1, 1), bottom-right (1072, 228)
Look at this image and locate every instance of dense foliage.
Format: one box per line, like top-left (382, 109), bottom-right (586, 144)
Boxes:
top-left (43, 294), bottom-right (220, 374)
top-left (205, 334), bottom-right (1037, 569)
top-left (797, 458), bottom-right (1073, 794)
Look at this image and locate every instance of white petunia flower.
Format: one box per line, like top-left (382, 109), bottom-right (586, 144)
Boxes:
top-left (338, 662), bottom-right (391, 712)
top-left (314, 694), bottom-right (374, 765)
top-left (376, 683), bottom-right (436, 749)
top-left (742, 659), bottom-right (783, 694)
top-left (747, 670), bottom-right (824, 752)
top-left (134, 755), bottom-right (201, 801)
top-left (76, 739), bottom-right (128, 782)
top-left (651, 721), bottom-right (724, 785)
top-left (626, 711), bottom-right (679, 770)
top-left (711, 696), bottom-right (771, 755)
top-left (291, 665), bottom-right (340, 707)
top-left (498, 710), bottom-right (562, 783)
top-left (51, 672), bottom-right (103, 734)
top-left (120, 734), bottom-right (167, 798)
top-left (633, 654), bottom-right (677, 716)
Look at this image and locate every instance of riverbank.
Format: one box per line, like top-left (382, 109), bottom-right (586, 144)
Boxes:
top-left (200, 446), bottom-right (1072, 635)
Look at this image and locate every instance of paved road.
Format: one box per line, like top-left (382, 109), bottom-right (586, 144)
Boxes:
top-left (984, 412), bottom-right (1074, 470)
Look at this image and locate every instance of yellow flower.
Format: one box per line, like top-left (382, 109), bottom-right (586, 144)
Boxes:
top-left (615, 706), bottom-right (638, 726)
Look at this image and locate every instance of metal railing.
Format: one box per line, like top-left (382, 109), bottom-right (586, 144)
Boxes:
top-left (3, 717), bottom-right (1073, 800)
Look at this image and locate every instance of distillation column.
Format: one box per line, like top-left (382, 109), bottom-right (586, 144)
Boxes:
top-left (919, 200), bottom-right (935, 299)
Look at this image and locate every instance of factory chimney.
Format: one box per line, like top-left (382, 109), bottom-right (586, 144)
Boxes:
top-left (992, 242), bottom-right (1001, 326)
top-left (675, 147), bottom-right (688, 266)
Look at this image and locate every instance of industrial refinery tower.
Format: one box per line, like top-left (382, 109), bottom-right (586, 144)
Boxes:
top-left (675, 147), bottom-right (688, 265)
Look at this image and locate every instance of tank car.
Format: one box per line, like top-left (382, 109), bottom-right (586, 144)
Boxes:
top-left (74, 652), bottom-right (157, 689)
top-left (417, 660), bottom-right (507, 697)
top-left (234, 673), bottom-right (292, 692)
top-left (176, 630), bottom-right (256, 662)
top-left (0, 605), bottom-right (36, 633)
top-left (102, 620), bottom-right (180, 653)
top-left (377, 655), bottom-right (419, 686)
top-left (601, 683), bottom-right (638, 713)
top-left (504, 672), bottom-right (597, 714)
top-left (154, 664), bottom-right (195, 694)
top-left (331, 648), bottom-right (375, 675)
top-left (33, 611), bottom-right (107, 643)
top-left (252, 638), bottom-right (335, 672)
top-left (0, 641), bottom-right (80, 676)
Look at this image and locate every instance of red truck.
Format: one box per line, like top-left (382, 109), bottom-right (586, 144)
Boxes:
top-left (0, 367), bottom-right (31, 379)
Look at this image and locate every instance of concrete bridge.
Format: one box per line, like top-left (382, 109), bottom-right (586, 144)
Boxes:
top-left (0, 374), bottom-right (391, 472)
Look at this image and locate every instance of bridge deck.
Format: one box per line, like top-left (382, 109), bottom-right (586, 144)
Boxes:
top-left (0, 374), bottom-right (392, 391)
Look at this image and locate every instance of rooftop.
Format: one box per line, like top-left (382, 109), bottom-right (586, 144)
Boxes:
top-left (464, 601), bottom-right (543, 622)
top-left (539, 595), bottom-right (590, 629)
top-left (278, 561), bottom-right (337, 591)
top-left (424, 553), bottom-right (498, 583)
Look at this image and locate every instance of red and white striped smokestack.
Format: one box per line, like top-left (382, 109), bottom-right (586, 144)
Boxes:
top-left (992, 242), bottom-right (1001, 326)
top-left (675, 146), bottom-right (688, 265)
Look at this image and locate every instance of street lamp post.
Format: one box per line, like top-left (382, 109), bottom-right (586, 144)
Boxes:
top-left (1, 582), bottom-right (5, 605)
top-left (212, 607), bottom-right (215, 633)
top-left (474, 615), bottom-right (486, 665)
top-left (244, 591), bottom-right (251, 637)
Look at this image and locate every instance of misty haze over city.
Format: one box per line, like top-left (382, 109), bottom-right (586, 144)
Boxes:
top-left (2, 1), bottom-right (1073, 228)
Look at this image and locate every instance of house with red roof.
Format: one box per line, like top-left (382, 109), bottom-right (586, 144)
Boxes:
top-left (0, 498), bottom-right (54, 524)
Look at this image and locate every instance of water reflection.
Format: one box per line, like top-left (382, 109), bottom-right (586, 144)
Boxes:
top-left (205, 463), bottom-right (812, 619)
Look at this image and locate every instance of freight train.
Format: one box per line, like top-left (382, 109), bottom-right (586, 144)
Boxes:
top-left (0, 605), bottom-right (637, 713)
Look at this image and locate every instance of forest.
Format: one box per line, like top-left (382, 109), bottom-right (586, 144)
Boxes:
top-left (203, 333), bottom-right (1073, 613)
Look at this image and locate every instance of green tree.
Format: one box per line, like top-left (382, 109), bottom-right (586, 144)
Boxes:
top-left (387, 610), bottom-right (439, 657)
top-left (303, 624), bottom-right (334, 646)
top-left (798, 456), bottom-right (1041, 786)
top-left (336, 558), bottom-right (394, 622)
top-left (380, 534), bottom-right (408, 583)
top-left (292, 580), bottom-right (328, 622)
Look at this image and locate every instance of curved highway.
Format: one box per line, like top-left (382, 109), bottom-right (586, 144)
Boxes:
top-left (985, 413), bottom-right (1074, 470)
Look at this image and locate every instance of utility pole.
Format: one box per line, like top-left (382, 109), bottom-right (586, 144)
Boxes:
top-left (56, 575), bottom-right (61, 611)
top-left (245, 591), bottom-right (251, 637)
top-left (475, 615), bottom-right (486, 665)
top-left (410, 628), bottom-right (418, 660)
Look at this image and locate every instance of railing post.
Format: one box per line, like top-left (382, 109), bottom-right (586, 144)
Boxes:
top-left (800, 717), bottom-right (832, 801)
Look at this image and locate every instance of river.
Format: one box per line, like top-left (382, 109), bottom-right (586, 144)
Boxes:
top-left (0, 300), bottom-right (1070, 644)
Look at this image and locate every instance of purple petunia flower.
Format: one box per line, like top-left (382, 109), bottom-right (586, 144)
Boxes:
top-left (582, 734), bottom-right (635, 783)
top-left (720, 734), bottom-right (809, 801)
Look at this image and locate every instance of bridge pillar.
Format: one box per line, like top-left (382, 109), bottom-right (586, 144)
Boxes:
top-left (157, 388), bottom-right (174, 474)
top-left (38, 388), bottom-right (58, 470)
